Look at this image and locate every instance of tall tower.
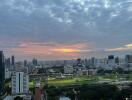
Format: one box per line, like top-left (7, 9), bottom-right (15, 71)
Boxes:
top-left (5, 58), bottom-right (11, 68)
top-left (125, 55), bottom-right (132, 70)
top-left (32, 58), bottom-right (38, 66)
top-left (12, 71), bottom-right (29, 94)
top-left (11, 55), bottom-right (15, 69)
top-left (108, 55), bottom-right (115, 68)
top-left (24, 60), bottom-right (27, 67)
top-left (0, 51), bottom-right (5, 94)
top-left (11, 55), bottom-right (15, 66)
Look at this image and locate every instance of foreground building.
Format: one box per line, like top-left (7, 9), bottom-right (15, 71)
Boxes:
top-left (12, 71), bottom-right (29, 94)
top-left (0, 51), bottom-right (5, 94)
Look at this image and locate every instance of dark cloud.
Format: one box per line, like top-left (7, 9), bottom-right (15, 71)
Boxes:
top-left (0, 0), bottom-right (132, 59)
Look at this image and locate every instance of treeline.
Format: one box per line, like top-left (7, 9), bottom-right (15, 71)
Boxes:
top-left (97, 68), bottom-right (132, 75)
top-left (45, 84), bottom-right (132, 100)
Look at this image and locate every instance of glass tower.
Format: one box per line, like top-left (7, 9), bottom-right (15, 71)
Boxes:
top-left (0, 51), bottom-right (5, 94)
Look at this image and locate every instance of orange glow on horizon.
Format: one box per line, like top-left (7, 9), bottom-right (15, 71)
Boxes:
top-left (7, 41), bottom-right (91, 59)
top-left (53, 48), bottom-right (81, 53)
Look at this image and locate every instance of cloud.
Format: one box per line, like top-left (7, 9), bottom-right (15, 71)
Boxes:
top-left (105, 43), bottom-right (132, 52)
top-left (0, 0), bottom-right (132, 59)
top-left (4, 0), bottom-right (36, 15)
top-left (125, 43), bottom-right (132, 47)
top-left (4, 41), bottom-right (92, 60)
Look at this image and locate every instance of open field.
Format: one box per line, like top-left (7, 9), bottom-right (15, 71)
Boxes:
top-left (5, 74), bottom-right (132, 88)
top-left (47, 76), bottom-right (96, 86)
top-left (29, 74), bottom-right (132, 88)
top-left (4, 74), bottom-right (132, 100)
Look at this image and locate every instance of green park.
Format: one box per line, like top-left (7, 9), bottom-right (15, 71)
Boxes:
top-left (29, 74), bottom-right (132, 88)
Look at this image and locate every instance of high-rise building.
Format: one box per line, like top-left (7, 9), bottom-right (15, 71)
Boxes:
top-left (11, 55), bottom-right (15, 67)
top-left (107, 55), bottom-right (115, 68)
top-left (64, 65), bottom-right (74, 74)
top-left (125, 55), bottom-right (132, 63)
top-left (32, 58), bottom-right (38, 66)
top-left (0, 51), bottom-right (5, 94)
top-left (108, 55), bottom-right (114, 60)
top-left (125, 55), bottom-right (132, 68)
top-left (75, 58), bottom-right (83, 67)
top-left (5, 58), bottom-right (11, 68)
top-left (24, 60), bottom-right (27, 67)
top-left (12, 71), bottom-right (29, 94)
top-left (115, 57), bottom-right (120, 65)
top-left (91, 57), bottom-right (96, 67)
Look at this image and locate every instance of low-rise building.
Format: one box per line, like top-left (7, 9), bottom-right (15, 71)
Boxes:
top-left (64, 65), bottom-right (74, 74)
top-left (5, 68), bottom-right (11, 79)
top-left (3, 96), bottom-right (13, 100)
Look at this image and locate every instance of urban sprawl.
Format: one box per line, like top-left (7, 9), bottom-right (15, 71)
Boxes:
top-left (0, 51), bottom-right (132, 100)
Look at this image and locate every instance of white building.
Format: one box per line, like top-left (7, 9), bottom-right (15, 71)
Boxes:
top-left (3, 96), bottom-right (13, 100)
top-left (64, 65), bottom-right (74, 74)
top-left (12, 71), bottom-right (29, 95)
top-left (5, 68), bottom-right (11, 79)
top-left (95, 58), bottom-right (108, 68)
top-left (108, 59), bottom-right (115, 68)
top-left (107, 55), bottom-right (115, 68)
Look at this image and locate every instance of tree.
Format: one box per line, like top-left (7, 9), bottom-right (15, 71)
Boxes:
top-left (14, 96), bottom-right (23, 100)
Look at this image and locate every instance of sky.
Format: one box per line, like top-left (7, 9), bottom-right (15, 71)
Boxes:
top-left (0, 0), bottom-right (132, 60)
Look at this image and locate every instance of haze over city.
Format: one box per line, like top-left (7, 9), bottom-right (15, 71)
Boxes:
top-left (0, 0), bottom-right (132, 60)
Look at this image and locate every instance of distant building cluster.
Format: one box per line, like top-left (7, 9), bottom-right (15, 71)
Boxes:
top-left (0, 50), bottom-right (132, 99)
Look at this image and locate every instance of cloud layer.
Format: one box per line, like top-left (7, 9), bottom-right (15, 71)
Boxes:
top-left (2, 41), bottom-right (92, 60)
top-left (0, 0), bottom-right (132, 59)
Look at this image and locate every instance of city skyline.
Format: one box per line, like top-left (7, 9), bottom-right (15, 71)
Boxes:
top-left (0, 0), bottom-right (132, 60)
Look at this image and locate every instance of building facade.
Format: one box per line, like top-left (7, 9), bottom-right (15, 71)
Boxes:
top-left (12, 71), bottom-right (29, 94)
top-left (64, 65), bottom-right (74, 74)
top-left (0, 51), bottom-right (5, 94)
top-left (107, 55), bottom-right (115, 68)
top-left (11, 55), bottom-right (15, 66)
top-left (124, 55), bottom-right (132, 70)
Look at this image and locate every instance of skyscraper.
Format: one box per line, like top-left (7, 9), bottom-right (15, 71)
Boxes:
top-left (11, 55), bottom-right (15, 69)
top-left (5, 58), bottom-right (11, 68)
top-left (24, 60), bottom-right (27, 67)
top-left (125, 55), bottom-right (132, 68)
top-left (12, 71), bottom-right (29, 94)
top-left (11, 55), bottom-right (15, 66)
top-left (125, 55), bottom-right (132, 63)
top-left (115, 57), bottom-right (119, 65)
top-left (32, 58), bottom-right (38, 66)
top-left (108, 55), bottom-right (114, 60)
top-left (107, 55), bottom-right (115, 68)
top-left (0, 51), bottom-right (5, 94)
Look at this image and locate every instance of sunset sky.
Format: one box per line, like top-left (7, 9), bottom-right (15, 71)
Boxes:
top-left (0, 0), bottom-right (132, 60)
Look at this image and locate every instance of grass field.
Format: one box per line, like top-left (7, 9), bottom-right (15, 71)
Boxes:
top-left (47, 76), bottom-right (96, 86)
top-left (5, 74), bottom-right (132, 89)
top-left (29, 74), bottom-right (131, 88)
